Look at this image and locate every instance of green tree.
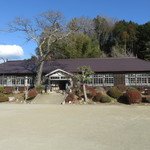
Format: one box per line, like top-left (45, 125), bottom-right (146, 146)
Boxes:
top-left (53, 33), bottom-right (103, 58)
top-left (76, 66), bottom-right (94, 102)
top-left (136, 22), bottom-right (150, 61)
top-left (112, 20), bottom-right (138, 56)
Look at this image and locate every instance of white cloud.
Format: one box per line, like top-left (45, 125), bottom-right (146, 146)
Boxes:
top-left (0, 45), bottom-right (23, 59)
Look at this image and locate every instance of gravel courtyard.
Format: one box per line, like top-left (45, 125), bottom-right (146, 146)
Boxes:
top-left (0, 104), bottom-right (150, 150)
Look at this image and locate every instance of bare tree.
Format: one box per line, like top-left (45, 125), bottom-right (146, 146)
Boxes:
top-left (111, 43), bottom-right (134, 57)
top-left (67, 17), bottom-right (94, 35)
top-left (7, 11), bottom-right (71, 86)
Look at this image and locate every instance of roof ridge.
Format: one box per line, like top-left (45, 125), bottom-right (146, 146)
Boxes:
top-left (54, 57), bottom-right (137, 61)
top-left (6, 60), bottom-right (35, 63)
top-left (5, 57), bottom-right (147, 63)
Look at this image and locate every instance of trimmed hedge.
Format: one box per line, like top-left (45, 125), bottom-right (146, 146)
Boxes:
top-left (124, 91), bottom-right (142, 104)
top-left (100, 96), bottom-right (111, 103)
top-left (107, 87), bottom-right (123, 99)
top-left (127, 87), bottom-right (138, 92)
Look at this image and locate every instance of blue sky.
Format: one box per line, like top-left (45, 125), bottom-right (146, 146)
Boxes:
top-left (0, 0), bottom-right (149, 60)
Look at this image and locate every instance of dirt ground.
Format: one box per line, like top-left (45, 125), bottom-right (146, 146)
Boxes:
top-left (0, 104), bottom-right (150, 150)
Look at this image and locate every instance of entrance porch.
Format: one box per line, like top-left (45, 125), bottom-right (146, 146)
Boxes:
top-left (45, 69), bottom-right (73, 92)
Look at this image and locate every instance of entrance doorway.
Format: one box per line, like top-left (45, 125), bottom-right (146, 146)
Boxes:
top-left (50, 80), bottom-right (70, 91)
top-left (59, 80), bottom-right (70, 90)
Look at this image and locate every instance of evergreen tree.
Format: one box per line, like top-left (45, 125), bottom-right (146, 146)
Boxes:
top-left (136, 22), bottom-right (150, 61)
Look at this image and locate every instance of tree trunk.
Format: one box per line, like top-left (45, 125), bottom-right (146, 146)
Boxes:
top-left (83, 83), bottom-right (88, 102)
top-left (35, 60), bottom-right (45, 86)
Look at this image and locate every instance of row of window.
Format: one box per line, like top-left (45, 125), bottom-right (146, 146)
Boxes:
top-left (49, 76), bottom-right (70, 80)
top-left (0, 76), bottom-right (33, 87)
top-left (125, 74), bottom-right (150, 86)
top-left (0, 73), bottom-right (150, 87)
top-left (86, 73), bottom-right (150, 86)
top-left (87, 74), bottom-right (114, 86)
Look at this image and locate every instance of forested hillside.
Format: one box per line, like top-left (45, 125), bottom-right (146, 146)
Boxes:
top-left (35, 16), bottom-right (150, 61)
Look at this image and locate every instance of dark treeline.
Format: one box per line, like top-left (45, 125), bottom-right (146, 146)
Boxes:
top-left (31, 16), bottom-right (150, 61)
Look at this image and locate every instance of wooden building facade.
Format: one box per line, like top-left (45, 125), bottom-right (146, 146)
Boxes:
top-left (0, 57), bottom-right (149, 91)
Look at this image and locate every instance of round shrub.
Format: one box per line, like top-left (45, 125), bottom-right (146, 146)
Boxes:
top-left (100, 96), bottom-right (111, 103)
top-left (124, 91), bottom-right (142, 104)
top-left (107, 87), bottom-right (123, 99)
top-left (0, 95), bottom-right (8, 102)
top-left (127, 87), bottom-right (138, 91)
top-left (93, 92), bottom-right (103, 102)
top-left (28, 88), bottom-right (38, 99)
top-left (116, 84), bottom-right (127, 92)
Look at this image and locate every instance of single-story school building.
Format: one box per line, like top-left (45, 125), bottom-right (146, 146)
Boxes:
top-left (0, 57), bottom-right (149, 91)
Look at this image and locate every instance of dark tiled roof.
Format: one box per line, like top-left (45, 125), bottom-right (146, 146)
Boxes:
top-left (0, 60), bottom-right (37, 74)
top-left (0, 57), bottom-right (150, 75)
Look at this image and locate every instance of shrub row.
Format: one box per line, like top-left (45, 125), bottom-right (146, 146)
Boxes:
top-left (107, 86), bottom-right (142, 104)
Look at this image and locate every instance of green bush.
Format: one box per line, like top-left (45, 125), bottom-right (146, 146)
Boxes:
top-left (124, 91), bottom-right (142, 104)
top-left (0, 86), bottom-right (4, 94)
top-left (100, 96), bottom-right (111, 103)
top-left (35, 85), bottom-right (45, 93)
top-left (107, 87), bottom-right (123, 99)
top-left (0, 95), bottom-right (8, 102)
top-left (127, 87), bottom-right (138, 91)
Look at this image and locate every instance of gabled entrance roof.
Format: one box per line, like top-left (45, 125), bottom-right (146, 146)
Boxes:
top-left (45, 69), bottom-right (73, 77)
